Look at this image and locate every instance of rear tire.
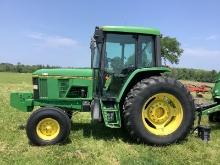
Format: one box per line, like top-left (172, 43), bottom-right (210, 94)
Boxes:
top-left (26, 107), bottom-right (71, 146)
top-left (123, 76), bottom-right (195, 145)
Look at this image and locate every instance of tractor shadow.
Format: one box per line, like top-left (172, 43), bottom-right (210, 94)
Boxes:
top-left (71, 121), bottom-right (132, 143)
top-left (17, 122), bottom-right (133, 144)
top-left (70, 122), bottom-right (194, 146)
top-left (18, 121), bottom-right (195, 145)
top-left (209, 122), bottom-right (220, 131)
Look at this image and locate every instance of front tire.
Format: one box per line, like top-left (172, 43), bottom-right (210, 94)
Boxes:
top-left (26, 107), bottom-right (71, 146)
top-left (123, 76), bottom-right (195, 145)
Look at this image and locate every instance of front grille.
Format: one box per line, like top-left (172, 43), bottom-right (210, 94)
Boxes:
top-left (33, 78), bottom-right (39, 99)
top-left (39, 78), bottom-right (48, 98)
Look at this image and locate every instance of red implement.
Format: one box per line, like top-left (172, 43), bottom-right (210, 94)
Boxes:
top-left (186, 84), bottom-right (212, 93)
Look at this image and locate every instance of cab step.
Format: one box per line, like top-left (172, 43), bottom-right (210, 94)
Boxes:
top-left (101, 97), bottom-right (121, 128)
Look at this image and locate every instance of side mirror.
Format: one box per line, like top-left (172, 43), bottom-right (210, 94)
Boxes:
top-left (90, 39), bottom-right (100, 69)
top-left (94, 27), bottom-right (104, 43)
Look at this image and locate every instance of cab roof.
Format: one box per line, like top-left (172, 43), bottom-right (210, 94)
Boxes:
top-left (100, 26), bottom-right (160, 36)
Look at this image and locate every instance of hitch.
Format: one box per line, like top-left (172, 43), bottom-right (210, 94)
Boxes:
top-left (193, 103), bottom-right (214, 142)
top-left (197, 126), bottom-right (211, 141)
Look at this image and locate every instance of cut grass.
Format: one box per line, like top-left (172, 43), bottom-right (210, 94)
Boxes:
top-left (0, 72), bottom-right (220, 165)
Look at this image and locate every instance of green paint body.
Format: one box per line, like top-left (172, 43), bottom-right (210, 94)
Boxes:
top-left (101, 26), bottom-right (160, 35)
top-left (116, 67), bottom-right (170, 102)
top-left (10, 67), bottom-right (170, 128)
top-left (33, 68), bottom-right (93, 77)
top-left (202, 104), bottom-right (220, 115)
top-left (8, 25), bottom-right (176, 128)
top-left (201, 73), bottom-right (220, 115)
top-left (10, 67), bottom-right (169, 108)
top-left (15, 25), bottom-right (220, 129)
top-left (212, 74), bottom-right (220, 100)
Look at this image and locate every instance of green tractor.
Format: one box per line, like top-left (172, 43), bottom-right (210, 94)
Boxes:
top-left (10, 26), bottom-right (196, 146)
top-left (198, 76), bottom-right (220, 122)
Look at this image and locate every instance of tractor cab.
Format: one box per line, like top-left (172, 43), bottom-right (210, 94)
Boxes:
top-left (90, 26), bottom-right (161, 98)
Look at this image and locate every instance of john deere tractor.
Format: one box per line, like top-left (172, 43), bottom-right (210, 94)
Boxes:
top-left (10, 26), bottom-right (195, 146)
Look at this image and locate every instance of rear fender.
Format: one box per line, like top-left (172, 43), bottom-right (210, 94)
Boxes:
top-left (117, 67), bottom-right (171, 102)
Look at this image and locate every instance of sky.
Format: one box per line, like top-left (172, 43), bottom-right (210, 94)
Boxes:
top-left (0, 0), bottom-right (220, 70)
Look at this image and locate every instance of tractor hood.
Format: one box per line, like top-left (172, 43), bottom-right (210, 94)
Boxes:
top-left (33, 68), bottom-right (93, 77)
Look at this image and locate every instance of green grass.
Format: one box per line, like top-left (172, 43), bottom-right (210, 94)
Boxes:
top-left (1, 72), bottom-right (220, 165)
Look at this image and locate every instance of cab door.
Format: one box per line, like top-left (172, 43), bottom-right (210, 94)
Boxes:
top-left (102, 33), bottom-right (137, 97)
top-left (91, 41), bottom-right (104, 98)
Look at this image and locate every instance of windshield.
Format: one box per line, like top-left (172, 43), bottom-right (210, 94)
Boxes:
top-left (105, 33), bottom-right (135, 74)
top-left (92, 33), bottom-right (156, 71)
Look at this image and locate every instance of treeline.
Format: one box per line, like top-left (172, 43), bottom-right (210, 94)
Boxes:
top-left (167, 68), bottom-right (219, 83)
top-left (0, 63), bottom-right (59, 73)
top-left (0, 63), bottom-right (219, 83)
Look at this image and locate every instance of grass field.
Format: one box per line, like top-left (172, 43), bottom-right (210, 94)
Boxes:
top-left (1, 72), bottom-right (220, 165)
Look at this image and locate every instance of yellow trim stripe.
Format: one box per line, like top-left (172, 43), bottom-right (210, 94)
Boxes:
top-left (33, 75), bottom-right (93, 80)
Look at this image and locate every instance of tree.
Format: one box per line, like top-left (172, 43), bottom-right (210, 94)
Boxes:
top-left (161, 36), bottom-right (184, 64)
top-left (16, 62), bottom-right (22, 73)
top-left (210, 70), bottom-right (218, 82)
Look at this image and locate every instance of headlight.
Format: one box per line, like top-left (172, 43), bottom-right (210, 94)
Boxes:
top-left (33, 85), bottom-right (38, 90)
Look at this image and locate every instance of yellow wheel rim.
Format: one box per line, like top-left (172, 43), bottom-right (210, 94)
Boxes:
top-left (142, 93), bottom-right (183, 136)
top-left (36, 118), bottom-right (60, 140)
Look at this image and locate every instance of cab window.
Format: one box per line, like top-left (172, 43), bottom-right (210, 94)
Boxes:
top-left (138, 35), bottom-right (155, 67)
top-left (105, 33), bottom-right (136, 74)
